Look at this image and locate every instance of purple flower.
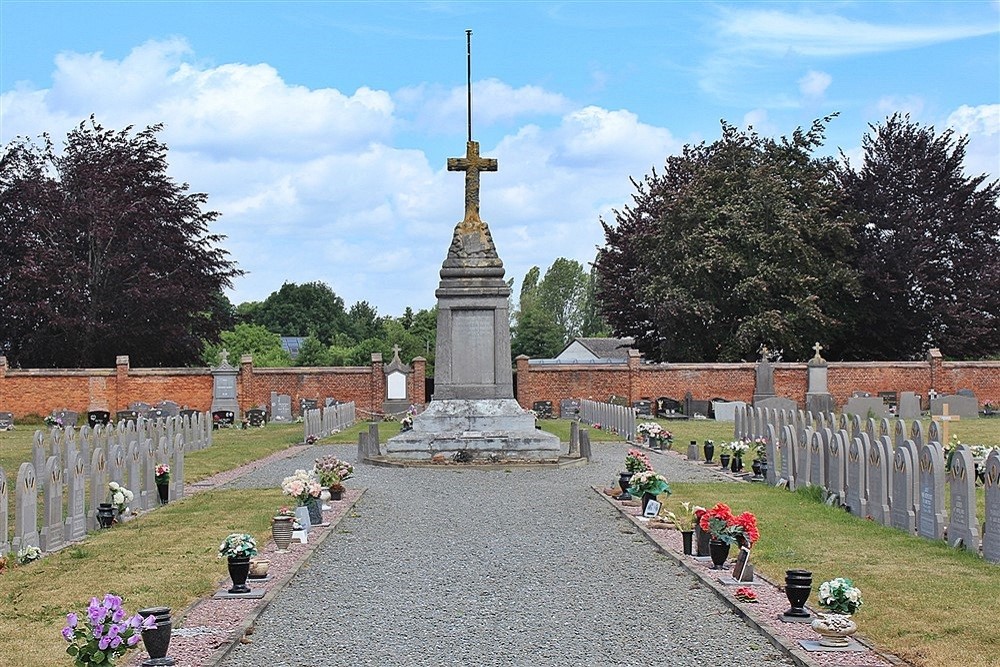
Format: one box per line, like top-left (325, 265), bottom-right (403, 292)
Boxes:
top-left (61, 626), bottom-right (74, 641)
top-left (98, 635), bottom-right (111, 650)
top-left (141, 614), bottom-right (156, 630)
top-left (93, 624), bottom-right (104, 638)
top-left (66, 612), bottom-right (78, 628)
top-left (112, 607), bottom-right (126, 622)
top-left (110, 636), bottom-right (122, 649)
top-left (127, 633), bottom-right (142, 646)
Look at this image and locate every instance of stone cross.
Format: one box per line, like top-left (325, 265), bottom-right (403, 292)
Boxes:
top-left (936, 404), bottom-right (960, 445)
top-left (392, 344), bottom-right (402, 356)
top-left (447, 140), bottom-right (497, 224)
top-left (812, 342), bottom-right (824, 361)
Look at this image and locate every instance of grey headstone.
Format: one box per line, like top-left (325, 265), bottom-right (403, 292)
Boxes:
top-left (809, 431), bottom-right (825, 488)
top-left (368, 422), bottom-right (380, 455)
top-left (569, 420), bottom-right (580, 457)
top-left (878, 418), bottom-right (891, 440)
top-left (864, 418), bottom-right (876, 441)
top-left (579, 428), bottom-right (592, 460)
top-left (109, 445), bottom-right (125, 487)
top-left (927, 421), bottom-right (941, 446)
top-left (88, 448), bottom-right (107, 531)
top-left (733, 406), bottom-right (744, 439)
top-left (712, 400), bottom-right (743, 422)
top-left (753, 359), bottom-right (775, 399)
top-left (983, 450), bottom-right (1000, 563)
top-left (13, 462), bottom-right (39, 551)
top-left (65, 452), bottom-right (87, 542)
top-left (891, 447), bottom-right (916, 534)
top-left (779, 425), bottom-right (796, 489)
top-left (754, 396), bottom-right (797, 413)
top-left (271, 392), bottom-right (293, 422)
top-left (144, 439), bottom-right (157, 510)
top-left (32, 439), bottom-right (45, 487)
top-left (916, 443), bottom-right (945, 540)
top-left (687, 441), bottom-right (700, 461)
top-left (127, 442), bottom-right (142, 506)
top-left (846, 438), bottom-right (869, 518)
top-left (947, 446), bottom-right (980, 551)
top-left (155, 400), bottom-right (180, 417)
top-left (826, 432), bottom-right (847, 501)
top-left (172, 435), bottom-right (185, 501)
top-left (0, 467), bottom-right (8, 556)
top-left (795, 430), bottom-right (811, 488)
top-left (559, 399), bottom-right (580, 419)
top-left (40, 456), bottom-right (65, 551)
top-left (897, 392), bottom-right (921, 419)
top-left (868, 436), bottom-right (892, 526)
top-left (837, 413), bottom-right (849, 432)
top-left (911, 420), bottom-right (924, 449)
top-left (357, 432), bottom-right (369, 461)
top-left (931, 395), bottom-right (978, 419)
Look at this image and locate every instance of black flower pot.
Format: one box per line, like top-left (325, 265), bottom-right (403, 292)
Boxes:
top-left (682, 530), bottom-right (694, 555)
top-left (703, 441), bottom-right (715, 463)
top-left (97, 503), bottom-right (115, 529)
top-left (227, 556), bottom-right (252, 594)
top-left (720, 454), bottom-right (731, 469)
top-left (307, 497), bottom-right (323, 525)
top-left (751, 459), bottom-right (763, 477)
top-left (695, 524), bottom-right (711, 557)
top-left (617, 472), bottom-right (633, 501)
top-left (156, 482), bottom-right (169, 505)
top-left (783, 569), bottom-right (813, 619)
top-left (138, 606), bottom-right (174, 665)
top-left (731, 454), bottom-right (743, 473)
top-left (709, 538), bottom-right (730, 570)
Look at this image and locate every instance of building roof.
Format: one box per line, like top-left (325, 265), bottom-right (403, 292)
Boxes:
top-left (562, 337), bottom-right (635, 360)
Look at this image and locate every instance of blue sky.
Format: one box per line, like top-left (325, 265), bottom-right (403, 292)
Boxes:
top-left (2, 1), bottom-right (998, 317)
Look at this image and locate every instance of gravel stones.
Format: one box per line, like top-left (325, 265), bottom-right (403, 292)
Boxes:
top-left (218, 441), bottom-right (792, 667)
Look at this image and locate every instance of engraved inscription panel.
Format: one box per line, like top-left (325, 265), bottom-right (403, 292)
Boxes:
top-left (452, 310), bottom-right (495, 385)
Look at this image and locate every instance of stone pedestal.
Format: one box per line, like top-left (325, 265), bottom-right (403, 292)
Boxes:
top-left (806, 347), bottom-right (834, 415)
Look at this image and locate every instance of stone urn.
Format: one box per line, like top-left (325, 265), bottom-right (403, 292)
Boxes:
top-left (811, 613), bottom-right (858, 647)
top-left (248, 558), bottom-right (270, 579)
top-left (271, 516), bottom-right (294, 552)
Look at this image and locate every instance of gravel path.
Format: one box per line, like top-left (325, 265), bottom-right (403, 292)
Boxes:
top-left (218, 441), bottom-right (793, 667)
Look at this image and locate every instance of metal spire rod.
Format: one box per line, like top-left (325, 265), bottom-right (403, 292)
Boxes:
top-left (466, 29), bottom-right (472, 142)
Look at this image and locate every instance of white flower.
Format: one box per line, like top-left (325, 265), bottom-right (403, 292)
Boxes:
top-left (113, 492), bottom-right (124, 505)
top-left (109, 482), bottom-right (120, 491)
top-left (124, 490), bottom-right (134, 502)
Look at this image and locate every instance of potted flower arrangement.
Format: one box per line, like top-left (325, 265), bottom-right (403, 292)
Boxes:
top-left (812, 577), bottom-right (863, 647)
top-left (729, 439), bottom-right (750, 472)
top-left (618, 449), bottom-right (652, 500)
top-left (718, 442), bottom-right (733, 469)
top-left (17, 545), bottom-right (42, 565)
top-left (103, 482), bottom-right (134, 525)
top-left (627, 470), bottom-right (671, 513)
top-left (314, 456), bottom-right (354, 500)
top-left (281, 470), bottom-right (323, 531)
top-left (401, 415), bottom-right (414, 432)
top-left (663, 501), bottom-right (703, 555)
top-left (699, 502), bottom-right (760, 569)
top-left (61, 593), bottom-right (155, 666)
top-left (217, 533), bottom-right (258, 594)
top-left (154, 463), bottom-right (170, 505)
top-left (636, 422), bottom-right (663, 447)
top-left (44, 415), bottom-right (63, 428)
top-left (751, 438), bottom-right (768, 477)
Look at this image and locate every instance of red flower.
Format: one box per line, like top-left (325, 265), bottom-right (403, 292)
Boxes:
top-left (699, 502), bottom-right (734, 531)
top-left (733, 511), bottom-right (760, 545)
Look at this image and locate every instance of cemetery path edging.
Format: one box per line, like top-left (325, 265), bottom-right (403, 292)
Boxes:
top-left (593, 487), bottom-right (909, 667)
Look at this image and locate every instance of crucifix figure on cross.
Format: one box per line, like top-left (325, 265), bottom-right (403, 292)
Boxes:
top-left (447, 141), bottom-right (497, 226)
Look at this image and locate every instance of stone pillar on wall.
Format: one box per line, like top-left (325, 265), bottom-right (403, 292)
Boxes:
top-left (410, 356), bottom-right (426, 406)
top-left (927, 348), bottom-right (944, 400)
top-left (627, 349), bottom-right (641, 405)
top-left (239, 355), bottom-right (254, 415)
top-left (370, 353), bottom-right (384, 417)
top-left (0, 356), bottom-right (6, 408)
top-left (115, 355), bottom-right (129, 413)
top-left (515, 355), bottom-right (530, 409)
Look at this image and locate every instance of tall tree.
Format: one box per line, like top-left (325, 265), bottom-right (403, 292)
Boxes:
top-left (203, 323), bottom-right (291, 367)
top-left (243, 281), bottom-right (349, 345)
top-left (537, 258), bottom-right (590, 343)
top-left (837, 114), bottom-right (1000, 359)
top-left (595, 117), bottom-right (860, 362)
top-left (0, 117), bottom-right (241, 367)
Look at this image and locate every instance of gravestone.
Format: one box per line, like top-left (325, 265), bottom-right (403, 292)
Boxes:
top-left (172, 435), bottom-right (185, 501)
top-left (837, 413), bottom-right (849, 432)
top-left (878, 418), bottom-right (891, 440)
top-left (210, 351), bottom-right (240, 421)
top-left (864, 418), bottom-right (876, 441)
top-left (579, 428), bottom-right (592, 460)
top-left (559, 399), bottom-right (581, 419)
top-left (384, 133), bottom-right (559, 461)
top-left (368, 422), bottom-right (380, 457)
top-left (850, 415), bottom-right (862, 441)
top-left (533, 401), bottom-right (554, 419)
top-left (947, 445), bottom-right (979, 551)
top-left (109, 445), bottom-right (125, 487)
top-left (569, 420), bottom-right (580, 457)
top-left (383, 345), bottom-right (412, 415)
top-left (39, 457), bottom-right (64, 552)
top-left (32, 438), bottom-right (45, 486)
top-left (117, 410), bottom-right (140, 424)
top-left (795, 431), bottom-right (811, 488)
top-left (754, 396), bottom-right (797, 413)
top-left (65, 452), bottom-right (87, 542)
top-left (247, 409), bottom-right (267, 427)
top-left (779, 425), bottom-right (796, 488)
top-left (144, 439), bottom-right (157, 510)
top-left (805, 343), bottom-right (835, 414)
top-left (931, 395), bottom-right (978, 419)
top-left (712, 400), bottom-right (744, 422)
top-left (13, 462), bottom-right (39, 551)
top-left (752, 350), bottom-right (775, 405)
top-left (53, 409), bottom-right (79, 427)
top-left (843, 396), bottom-right (887, 420)
top-left (127, 442), bottom-right (142, 503)
top-left (155, 400), bottom-right (181, 417)
top-left (733, 407), bottom-right (744, 439)
top-left (809, 431), bottom-right (825, 488)
top-left (894, 420), bottom-right (906, 450)
top-left (299, 398), bottom-right (318, 415)
top-left (827, 432), bottom-right (847, 501)
top-left (891, 447), bottom-right (916, 534)
top-left (0, 467), bottom-right (8, 556)
top-left (270, 392), bottom-right (292, 423)
top-left (0, 412), bottom-right (13, 431)
top-left (765, 424), bottom-right (778, 485)
top-left (683, 392), bottom-right (712, 418)
top-left (983, 450), bottom-right (1000, 563)
top-left (927, 421), bottom-right (941, 446)
top-left (917, 443), bottom-right (945, 540)
top-left (897, 392), bottom-right (920, 419)
top-left (632, 400), bottom-right (652, 417)
top-left (656, 397), bottom-right (683, 417)
top-left (212, 410), bottom-right (235, 428)
top-left (867, 436), bottom-right (892, 526)
top-left (846, 438), bottom-right (869, 518)
top-left (911, 420), bottom-right (924, 449)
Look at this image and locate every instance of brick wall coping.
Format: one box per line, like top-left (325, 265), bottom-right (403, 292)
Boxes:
top-left (128, 368), bottom-right (212, 376)
top-left (6, 368), bottom-right (117, 377)
top-left (252, 366), bottom-right (371, 375)
top-left (943, 360), bottom-right (1000, 368)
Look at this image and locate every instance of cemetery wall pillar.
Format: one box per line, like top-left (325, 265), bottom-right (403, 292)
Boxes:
top-left (927, 348), bottom-right (946, 395)
top-left (627, 349), bottom-right (640, 404)
top-left (409, 356), bottom-right (426, 405)
top-left (114, 355), bottom-right (129, 413)
top-left (239, 355), bottom-right (254, 415)
top-left (514, 355), bottom-right (531, 409)
top-left (370, 353), bottom-right (385, 415)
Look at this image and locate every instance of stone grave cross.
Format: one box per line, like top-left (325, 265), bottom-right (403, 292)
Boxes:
top-left (447, 141), bottom-right (497, 225)
top-left (936, 404), bottom-right (960, 445)
top-left (812, 342), bottom-right (824, 360)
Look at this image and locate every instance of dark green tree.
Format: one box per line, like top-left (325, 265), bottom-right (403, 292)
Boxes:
top-left (511, 307), bottom-right (564, 359)
top-left (836, 114), bottom-right (1000, 359)
top-left (0, 117), bottom-right (241, 367)
top-left (537, 258), bottom-right (590, 344)
top-left (204, 323), bottom-right (291, 367)
top-left (242, 281), bottom-right (349, 345)
top-left (595, 116), bottom-right (860, 361)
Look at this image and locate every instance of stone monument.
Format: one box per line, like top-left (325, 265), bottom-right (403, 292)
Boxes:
top-left (805, 342), bottom-right (835, 415)
top-left (385, 33), bottom-right (560, 462)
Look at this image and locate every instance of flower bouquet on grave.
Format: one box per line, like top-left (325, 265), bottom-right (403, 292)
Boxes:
top-left (751, 438), bottom-right (768, 461)
top-left (44, 415), bottom-right (64, 428)
top-left (735, 587), bottom-right (758, 603)
top-left (218, 533), bottom-right (258, 560)
top-left (17, 545), bottom-right (42, 565)
top-left (636, 421), bottom-right (661, 444)
top-left (812, 577), bottom-right (863, 646)
top-left (61, 594), bottom-right (155, 666)
top-left (305, 434), bottom-right (318, 445)
top-left (663, 501), bottom-right (703, 532)
top-left (627, 470), bottom-right (671, 498)
top-left (108, 482), bottom-right (134, 517)
top-left (281, 470), bottom-right (323, 507)
top-left (699, 503), bottom-right (759, 547)
top-left (154, 464), bottom-right (170, 485)
top-left (624, 449), bottom-right (652, 473)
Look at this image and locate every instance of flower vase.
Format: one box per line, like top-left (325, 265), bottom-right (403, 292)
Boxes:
top-left (617, 472), bottom-right (633, 500)
top-left (703, 441), bottom-right (715, 462)
top-left (751, 459), bottom-right (763, 477)
top-left (156, 482), bottom-right (169, 505)
top-left (811, 613), bottom-right (858, 647)
top-left (226, 556), bottom-right (252, 594)
top-left (137, 606), bottom-right (173, 664)
top-left (329, 486), bottom-right (344, 501)
top-left (97, 503), bottom-right (115, 529)
top-left (271, 516), bottom-right (294, 552)
top-left (307, 496), bottom-right (323, 525)
top-left (681, 530), bottom-right (694, 555)
top-left (294, 505), bottom-right (311, 533)
top-left (695, 524), bottom-right (711, 557)
top-left (719, 454), bottom-right (731, 470)
top-left (641, 492), bottom-right (657, 514)
top-left (249, 558), bottom-right (269, 579)
top-left (730, 454), bottom-right (743, 473)
top-left (783, 569), bottom-right (813, 619)
top-left (709, 538), bottom-right (730, 569)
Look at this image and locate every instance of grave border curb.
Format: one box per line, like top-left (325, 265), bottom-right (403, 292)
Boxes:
top-left (594, 487), bottom-right (908, 667)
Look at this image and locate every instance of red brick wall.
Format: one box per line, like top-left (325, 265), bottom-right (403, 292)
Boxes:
top-left (0, 354), bottom-right (428, 419)
top-left (516, 351), bottom-right (1000, 414)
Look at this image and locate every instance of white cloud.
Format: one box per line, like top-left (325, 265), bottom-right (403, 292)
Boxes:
top-left (799, 70), bottom-right (832, 98)
top-left (875, 95), bottom-right (925, 118)
top-left (743, 108), bottom-right (778, 136)
top-left (946, 104), bottom-right (1000, 179)
top-left (714, 8), bottom-right (997, 57)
